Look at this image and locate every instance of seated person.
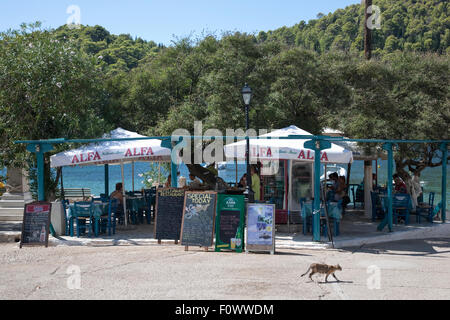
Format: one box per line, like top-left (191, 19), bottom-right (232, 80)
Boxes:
top-left (337, 176), bottom-right (349, 203)
top-left (326, 173), bottom-right (339, 201)
top-left (188, 174), bottom-right (203, 189)
top-left (110, 183), bottom-right (124, 205)
top-left (238, 174), bottom-right (247, 188)
top-left (110, 183), bottom-right (125, 218)
top-left (393, 174), bottom-right (407, 194)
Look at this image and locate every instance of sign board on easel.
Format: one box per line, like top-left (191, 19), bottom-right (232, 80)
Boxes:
top-left (246, 203), bottom-right (275, 255)
top-left (20, 202), bottom-right (52, 248)
top-left (215, 194), bottom-right (245, 253)
top-left (180, 191), bottom-right (217, 251)
top-left (154, 188), bottom-right (185, 244)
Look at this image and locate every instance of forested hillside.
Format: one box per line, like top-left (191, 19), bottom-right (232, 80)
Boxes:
top-left (259, 0), bottom-right (449, 55)
top-left (1, 0), bottom-right (449, 198)
top-left (52, 0), bottom-right (449, 75)
top-left (54, 24), bottom-right (163, 75)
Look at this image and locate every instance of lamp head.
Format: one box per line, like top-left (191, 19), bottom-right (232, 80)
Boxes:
top-left (242, 83), bottom-right (252, 106)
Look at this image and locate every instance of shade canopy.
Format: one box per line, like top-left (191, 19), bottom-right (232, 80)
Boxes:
top-left (224, 125), bottom-right (353, 164)
top-left (50, 128), bottom-right (171, 168)
top-left (322, 128), bottom-right (387, 161)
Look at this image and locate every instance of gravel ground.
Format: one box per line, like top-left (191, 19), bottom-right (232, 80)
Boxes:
top-left (1, 238), bottom-right (450, 301)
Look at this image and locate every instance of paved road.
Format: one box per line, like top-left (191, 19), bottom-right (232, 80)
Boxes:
top-left (1, 239), bottom-right (450, 300)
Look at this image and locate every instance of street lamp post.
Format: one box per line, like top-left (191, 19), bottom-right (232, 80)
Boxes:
top-left (242, 83), bottom-right (254, 203)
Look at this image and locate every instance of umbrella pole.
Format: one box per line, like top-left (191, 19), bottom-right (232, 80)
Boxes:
top-left (132, 161), bottom-right (135, 192)
top-left (235, 158), bottom-right (238, 186)
top-left (104, 164), bottom-right (109, 197)
top-left (287, 161), bottom-right (291, 233)
top-left (121, 161), bottom-right (127, 227)
top-left (60, 167), bottom-right (65, 201)
top-left (158, 162), bottom-right (161, 186)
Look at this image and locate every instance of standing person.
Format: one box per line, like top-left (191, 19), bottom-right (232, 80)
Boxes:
top-left (251, 166), bottom-right (261, 201)
top-left (338, 176), bottom-right (351, 213)
top-left (372, 173), bottom-right (380, 191)
top-left (165, 175), bottom-right (172, 188)
top-left (411, 171), bottom-right (423, 204)
top-left (329, 173), bottom-right (339, 191)
top-left (177, 171), bottom-right (187, 188)
top-left (327, 173), bottom-right (339, 201)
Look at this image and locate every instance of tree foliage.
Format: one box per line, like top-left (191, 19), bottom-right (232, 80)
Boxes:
top-left (1, 0), bottom-right (449, 197)
top-left (259, 0), bottom-right (450, 55)
top-left (0, 23), bottom-right (111, 199)
top-left (54, 25), bottom-right (162, 76)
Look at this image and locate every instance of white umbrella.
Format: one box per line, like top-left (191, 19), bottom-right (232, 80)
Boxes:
top-left (50, 128), bottom-right (172, 229)
top-left (50, 128), bottom-right (171, 168)
top-left (224, 125), bottom-right (353, 164)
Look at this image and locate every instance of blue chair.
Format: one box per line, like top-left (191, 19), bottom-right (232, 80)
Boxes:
top-left (300, 198), bottom-right (312, 235)
top-left (112, 199), bottom-right (124, 234)
top-left (105, 198), bottom-right (119, 236)
top-left (416, 192), bottom-right (435, 223)
top-left (301, 199), bottom-right (341, 237)
top-left (417, 188), bottom-right (424, 204)
top-left (136, 197), bottom-right (146, 224)
top-left (321, 201), bottom-right (342, 237)
top-left (143, 190), bottom-right (152, 224)
top-left (61, 199), bottom-right (71, 236)
top-left (73, 202), bottom-right (95, 237)
top-left (92, 194), bottom-right (109, 202)
top-left (144, 188), bottom-right (156, 224)
top-left (92, 199), bottom-right (106, 235)
top-left (355, 186), bottom-right (365, 209)
top-left (392, 194), bottom-right (411, 225)
top-left (126, 197), bottom-right (140, 225)
top-left (371, 192), bottom-right (385, 222)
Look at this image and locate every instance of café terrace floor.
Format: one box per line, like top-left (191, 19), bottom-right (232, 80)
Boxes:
top-left (2, 208), bottom-right (448, 250)
top-left (39, 208), bottom-right (449, 250)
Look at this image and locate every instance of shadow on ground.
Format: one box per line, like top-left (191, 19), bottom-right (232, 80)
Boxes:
top-left (339, 238), bottom-right (450, 257)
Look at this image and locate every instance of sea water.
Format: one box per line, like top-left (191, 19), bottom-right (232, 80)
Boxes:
top-left (56, 161), bottom-right (448, 207)
top-left (1, 162), bottom-right (448, 207)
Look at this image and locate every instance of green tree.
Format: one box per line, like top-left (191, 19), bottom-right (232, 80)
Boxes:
top-left (325, 52), bottom-right (449, 182)
top-left (0, 23), bottom-right (110, 200)
top-left (260, 0), bottom-right (449, 56)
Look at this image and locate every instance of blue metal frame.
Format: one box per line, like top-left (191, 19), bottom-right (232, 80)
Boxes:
top-left (304, 138), bottom-right (331, 242)
top-left (26, 143), bottom-right (54, 201)
top-left (104, 164), bottom-right (109, 197)
top-left (16, 135), bottom-right (449, 243)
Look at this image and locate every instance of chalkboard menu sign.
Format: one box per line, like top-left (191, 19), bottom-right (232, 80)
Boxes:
top-left (180, 191), bottom-right (217, 249)
top-left (154, 188), bottom-right (185, 242)
top-left (215, 194), bottom-right (245, 253)
top-left (246, 203), bottom-right (276, 255)
top-left (20, 202), bottom-right (52, 248)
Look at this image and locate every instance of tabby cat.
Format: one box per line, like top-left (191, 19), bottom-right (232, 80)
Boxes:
top-left (301, 263), bottom-right (342, 283)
